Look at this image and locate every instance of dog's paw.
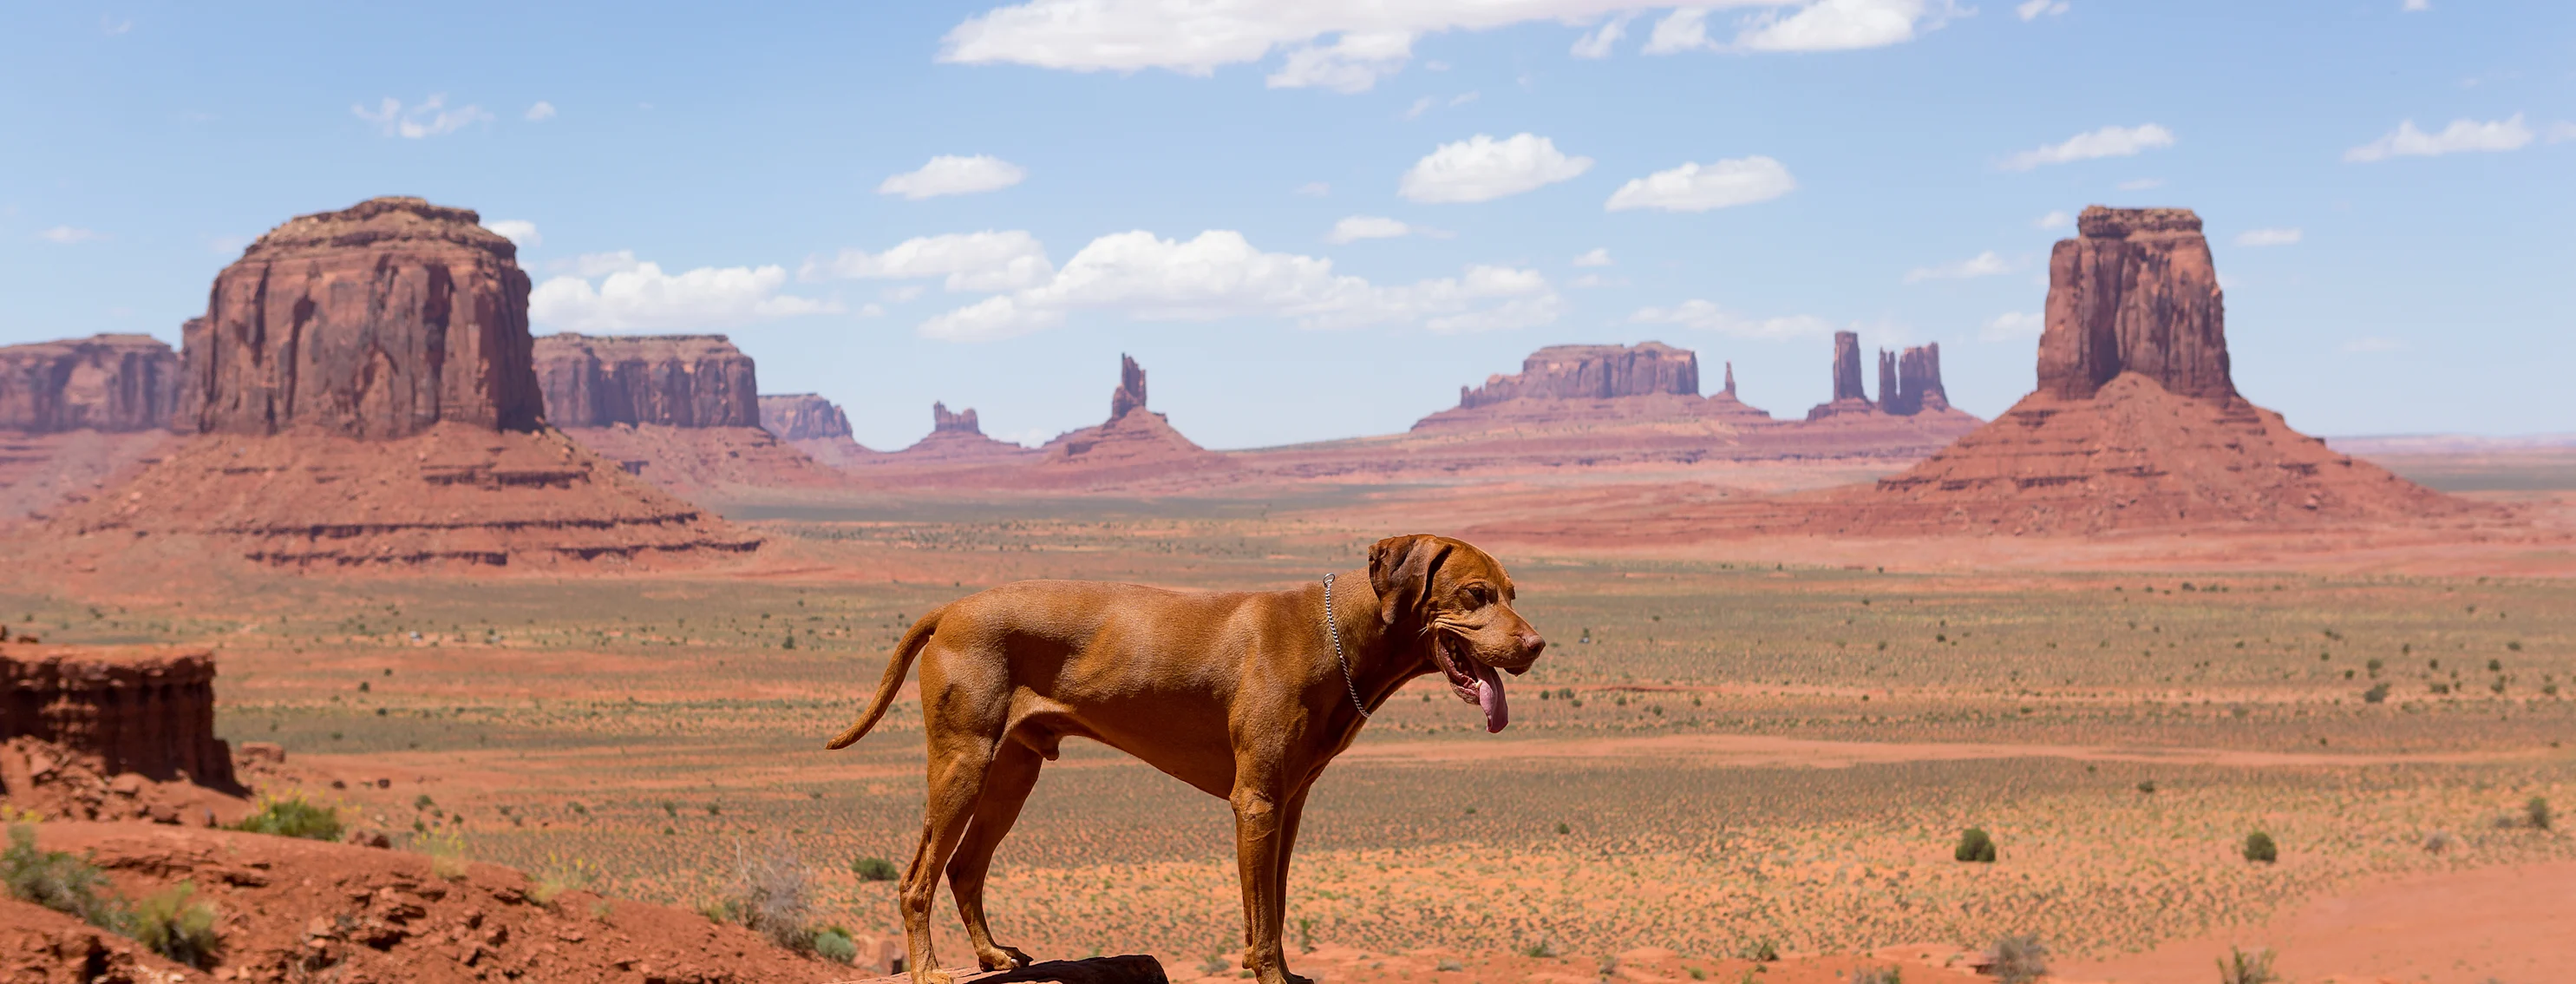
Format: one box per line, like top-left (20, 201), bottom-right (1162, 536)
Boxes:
top-left (916, 968), bottom-right (958, 984)
top-left (977, 946), bottom-right (1033, 971)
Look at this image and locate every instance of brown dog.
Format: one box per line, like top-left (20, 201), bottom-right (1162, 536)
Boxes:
top-left (826, 534), bottom-right (1545, 984)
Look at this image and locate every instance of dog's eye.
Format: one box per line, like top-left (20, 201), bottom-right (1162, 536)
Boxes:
top-left (1461, 586), bottom-right (1491, 607)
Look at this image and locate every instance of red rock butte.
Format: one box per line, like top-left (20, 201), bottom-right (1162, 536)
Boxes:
top-left (1844, 205), bottom-right (2472, 534)
top-left (44, 196), bottom-right (758, 567)
top-left (531, 333), bottom-right (838, 499)
top-left (0, 335), bottom-right (182, 434)
top-left (1, 644), bottom-right (238, 791)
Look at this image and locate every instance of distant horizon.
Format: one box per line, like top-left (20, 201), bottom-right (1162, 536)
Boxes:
top-left (5, 3), bottom-right (2567, 449)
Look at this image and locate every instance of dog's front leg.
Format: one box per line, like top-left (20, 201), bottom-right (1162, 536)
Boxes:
top-left (1229, 774), bottom-right (1308, 984)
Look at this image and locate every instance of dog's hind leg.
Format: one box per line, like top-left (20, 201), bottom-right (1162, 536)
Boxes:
top-left (946, 740), bottom-right (1043, 971)
top-left (901, 727), bottom-right (1002, 984)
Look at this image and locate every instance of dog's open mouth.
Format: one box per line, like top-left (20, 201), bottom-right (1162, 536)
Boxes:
top-left (1432, 635), bottom-right (1508, 733)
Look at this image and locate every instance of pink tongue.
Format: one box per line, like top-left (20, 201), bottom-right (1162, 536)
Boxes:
top-left (1473, 662), bottom-right (1508, 733)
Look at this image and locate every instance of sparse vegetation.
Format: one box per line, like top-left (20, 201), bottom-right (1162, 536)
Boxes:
top-left (2527, 796), bottom-right (2555, 830)
top-left (1847, 967), bottom-right (1902, 984)
top-left (531, 854), bottom-right (601, 905)
top-left (851, 855), bottom-right (899, 882)
top-left (1954, 828), bottom-right (1997, 863)
top-left (231, 793), bottom-right (343, 841)
top-left (2213, 945), bottom-right (2278, 984)
top-left (812, 925), bottom-right (860, 964)
top-left (129, 881), bottom-right (223, 969)
top-left (2242, 831), bottom-right (2278, 864)
top-left (1738, 937), bottom-right (1780, 962)
top-left (1984, 935), bottom-right (2049, 984)
top-left (716, 839), bottom-right (815, 950)
top-left (2, 823), bottom-right (125, 931)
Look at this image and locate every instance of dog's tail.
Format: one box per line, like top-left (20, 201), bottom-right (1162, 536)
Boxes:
top-left (825, 607), bottom-right (944, 750)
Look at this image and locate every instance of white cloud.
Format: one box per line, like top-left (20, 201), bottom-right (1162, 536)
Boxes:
top-left (1604, 156), bottom-right (1796, 212)
top-left (882, 285), bottom-right (927, 303)
top-left (2233, 227), bottom-right (2302, 247)
top-left (531, 259), bottom-right (839, 332)
top-left (805, 231), bottom-right (1056, 292)
top-left (2014, 0), bottom-right (2068, 20)
top-left (2342, 336), bottom-right (2408, 353)
top-left (352, 95), bottom-right (493, 139)
top-left (2034, 209), bottom-right (2072, 229)
top-left (1736, 0), bottom-right (1948, 52)
top-left (877, 155), bottom-right (1029, 199)
top-left (2001, 123), bottom-right (2175, 170)
top-left (1572, 247), bottom-right (1612, 267)
top-left (1327, 216), bottom-right (1413, 243)
top-left (1296, 181), bottom-right (1332, 197)
top-left (858, 303), bottom-right (887, 318)
top-left (487, 220), bottom-right (541, 247)
top-left (1401, 133), bottom-right (1593, 204)
top-left (1980, 311), bottom-right (2043, 341)
top-left (2344, 114), bottom-right (2534, 162)
top-left (2117, 177), bottom-right (2165, 190)
top-left (1572, 15), bottom-right (1632, 57)
top-left (2402, 0), bottom-right (2429, 10)
top-left (1267, 30), bottom-right (1413, 93)
top-left (524, 102), bottom-right (556, 121)
top-left (37, 226), bottom-right (106, 244)
top-left (914, 229), bottom-right (1561, 342)
top-left (940, 2), bottom-right (1944, 93)
top-left (1904, 251), bottom-right (2012, 283)
top-left (1630, 299), bottom-right (1835, 340)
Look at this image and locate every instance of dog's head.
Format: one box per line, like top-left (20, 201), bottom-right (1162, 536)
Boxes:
top-left (1369, 534), bottom-right (1545, 733)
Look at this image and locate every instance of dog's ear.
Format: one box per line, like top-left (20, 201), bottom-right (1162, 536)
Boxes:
top-left (1369, 535), bottom-right (1452, 626)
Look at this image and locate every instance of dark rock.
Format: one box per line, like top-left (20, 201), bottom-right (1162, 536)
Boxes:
top-left (0, 335), bottom-right (182, 433)
top-left (534, 334), bottom-right (760, 428)
top-left (180, 196), bottom-right (543, 437)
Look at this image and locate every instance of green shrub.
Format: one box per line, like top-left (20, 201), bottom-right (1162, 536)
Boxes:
top-left (850, 856), bottom-right (899, 882)
top-left (2362, 682), bottom-right (2390, 704)
top-left (1984, 935), bottom-right (2048, 984)
top-left (1738, 937), bottom-right (1779, 962)
top-left (2, 824), bottom-right (127, 931)
top-left (1954, 828), bottom-right (1997, 863)
top-left (231, 794), bottom-right (343, 842)
top-left (2214, 946), bottom-right (2277, 984)
top-left (530, 854), bottom-right (600, 906)
top-left (2527, 797), bottom-right (2554, 830)
top-left (812, 926), bottom-right (860, 964)
top-left (2242, 831), bottom-right (2278, 864)
top-left (1847, 967), bottom-right (1902, 984)
top-left (130, 881), bottom-right (222, 969)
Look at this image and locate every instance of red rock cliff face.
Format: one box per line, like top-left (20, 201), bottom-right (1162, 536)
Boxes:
top-left (0, 335), bottom-right (181, 433)
top-left (533, 333), bottom-right (759, 428)
top-left (181, 196), bottom-right (542, 437)
top-left (1829, 331), bottom-right (1867, 403)
top-left (1457, 342), bottom-right (1698, 410)
top-left (0, 646), bottom-right (237, 790)
top-left (1879, 344), bottom-right (1948, 416)
top-left (757, 393), bottom-right (850, 441)
top-left (2038, 207), bottom-right (2234, 401)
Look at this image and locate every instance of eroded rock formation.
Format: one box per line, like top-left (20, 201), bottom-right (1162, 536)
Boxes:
top-left (2038, 207), bottom-right (2234, 401)
top-left (0, 335), bottom-right (181, 433)
top-left (1842, 206), bottom-right (2468, 533)
top-left (1880, 344), bottom-right (1949, 416)
top-left (180, 196), bottom-right (543, 437)
top-left (1041, 355), bottom-right (1224, 474)
top-left (881, 401), bottom-right (1036, 463)
top-left (1455, 343), bottom-right (1699, 410)
top-left (536, 334), bottom-right (759, 429)
top-left (933, 402), bottom-right (981, 436)
top-left (758, 393), bottom-right (852, 442)
top-left (0, 646), bottom-right (237, 790)
top-left (48, 197), bottom-right (758, 567)
top-left (1805, 331), bottom-right (1880, 421)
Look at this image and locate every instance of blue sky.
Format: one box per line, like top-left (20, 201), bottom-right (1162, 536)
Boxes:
top-left (3, 1), bottom-right (2569, 449)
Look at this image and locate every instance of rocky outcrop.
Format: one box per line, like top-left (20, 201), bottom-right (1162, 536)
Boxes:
top-left (0, 335), bottom-right (181, 433)
top-left (1805, 331), bottom-right (1880, 421)
top-left (1040, 356), bottom-right (1225, 475)
top-left (1836, 206), bottom-right (2473, 534)
top-left (0, 645), bottom-right (237, 790)
top-left (883, 402), bottom-right (1036, 463)
top-left (180, 196), bottom-right (543, 437)
top-left (536, 334), bottom-right (759, 428)
top-left (1880, 344), bottom-right (1948, 416)
top-left (49, 197), bottom-right (758, 567)
top-left (1455, 343), bottom-right (1699, 410)
top-left (933, 402), bottom-right (981, 436)
top-left (2037, 206), bottom-right (2234, 401)
top-left (758, 393), bottom-right (852, 442)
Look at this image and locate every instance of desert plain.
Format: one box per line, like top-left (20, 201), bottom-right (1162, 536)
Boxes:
top-left (10, 450), bottom-right (2573, 984)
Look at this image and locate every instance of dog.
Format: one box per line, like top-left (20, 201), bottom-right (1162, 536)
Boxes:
top-left (826, 534), bottom-right (1546, 984)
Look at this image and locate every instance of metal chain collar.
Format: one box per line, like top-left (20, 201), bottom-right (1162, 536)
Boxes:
top-left (1321, 573), bottom-right (1369, 718)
